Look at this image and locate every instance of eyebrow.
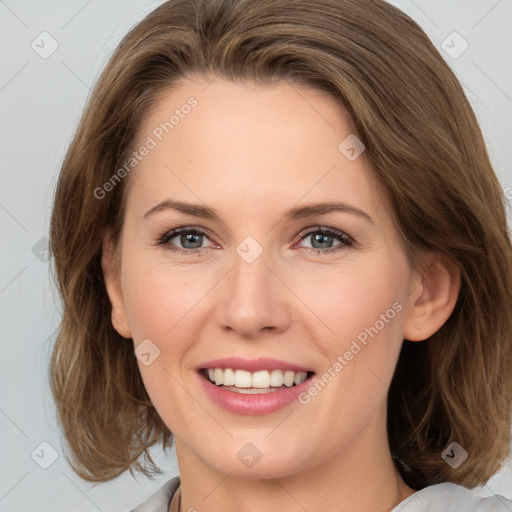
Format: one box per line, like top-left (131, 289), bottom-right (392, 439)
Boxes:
top-left (143, 199), bottom-right (373, 225)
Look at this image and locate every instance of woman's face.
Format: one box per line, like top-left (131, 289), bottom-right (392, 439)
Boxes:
top-left (106, 76), bottom-right (424, 479)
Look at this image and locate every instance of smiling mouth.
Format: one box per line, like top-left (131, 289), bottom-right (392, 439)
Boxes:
top-left (199, 368), bottom-right (315, 394)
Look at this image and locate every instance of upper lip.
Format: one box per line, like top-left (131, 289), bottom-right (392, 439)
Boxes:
top-left (198, 357), bottom-right (314, 373)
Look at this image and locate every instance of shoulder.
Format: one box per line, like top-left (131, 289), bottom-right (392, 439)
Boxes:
top-left (129, 476), bottom-right (181, 512)
top-left (392, 482), bottom-right (512, 512)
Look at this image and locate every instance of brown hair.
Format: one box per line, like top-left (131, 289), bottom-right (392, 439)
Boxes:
top-left (49, 0), bottom-right (512, 488)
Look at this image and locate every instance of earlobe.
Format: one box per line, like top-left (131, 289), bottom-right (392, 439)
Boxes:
top-left (403, 253), bottom-right (461, 342)
top-left (101, 230), bottom-right (132, 339)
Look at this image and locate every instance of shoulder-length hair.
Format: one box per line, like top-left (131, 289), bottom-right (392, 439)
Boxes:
top-left (49, 0), bottom-right (512, 488)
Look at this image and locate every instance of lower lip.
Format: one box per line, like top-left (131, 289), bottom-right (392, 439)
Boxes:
top-left (197, 372), bottom-right (314, 415)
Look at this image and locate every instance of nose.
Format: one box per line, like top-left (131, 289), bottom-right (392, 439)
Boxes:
top-left (214, 244), bottom-right (292, 339)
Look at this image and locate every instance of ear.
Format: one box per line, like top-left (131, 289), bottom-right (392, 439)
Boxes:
top-left (403, 252), bottom-right (461, 342)
top-left (101, 230), bottom-right (132, 339)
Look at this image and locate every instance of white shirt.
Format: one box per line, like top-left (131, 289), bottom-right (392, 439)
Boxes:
top-left (130, 476), bottom-right (512, 511)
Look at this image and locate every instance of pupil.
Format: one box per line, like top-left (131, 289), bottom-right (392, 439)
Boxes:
top-left (182, 233), bottom-right (202, 249)
top-left (312, 233), bottom-right (332, 249)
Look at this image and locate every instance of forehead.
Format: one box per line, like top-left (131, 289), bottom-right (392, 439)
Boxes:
top-left (126, 76), bottom-right (385, 222)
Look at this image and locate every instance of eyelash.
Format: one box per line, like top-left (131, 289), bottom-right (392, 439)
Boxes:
top-left (155, 226), bottom-right (354, 255)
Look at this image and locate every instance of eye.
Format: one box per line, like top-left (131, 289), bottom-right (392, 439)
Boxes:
top-left (156, 225), bottom-right (354, 256)
top-left (156, 227), bottom-right (216, 254)
top-left (295, 227), bottom-right (354, 254)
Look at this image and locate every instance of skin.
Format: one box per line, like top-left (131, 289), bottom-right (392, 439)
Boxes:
top-left (102, 75), bottom-right (460, 512)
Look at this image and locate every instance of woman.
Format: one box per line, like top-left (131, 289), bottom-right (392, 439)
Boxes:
top-left (49, 0), bottom-right (512, 510)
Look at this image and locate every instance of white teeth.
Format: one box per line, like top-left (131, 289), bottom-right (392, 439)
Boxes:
top-left (204, 368), bottom-right (309, 389)
top-left (283, 370), bottom-right (295, 387)
top-left (234, 369), bottom-right (252, 388)
top-left (270, 369), bottom-right (284, 387)
top-left (223, 367), bottom-right (235, 386)
top-left (251, 370), bottom-right (270, 388)
top-left (294, 372), bottom-right (305, 385)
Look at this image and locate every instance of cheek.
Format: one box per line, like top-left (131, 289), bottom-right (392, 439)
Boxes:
top-left (121, 247), bottom-right (208, 345)
top-left (120, 256), bottom-right (207, 419)
top-left (291, 258), bottom-right (406, 347)
top-left (291, 259), bottom-right (407, 410)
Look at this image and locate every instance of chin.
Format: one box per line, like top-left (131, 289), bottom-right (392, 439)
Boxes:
top-left (195, 437), bottom-right (312, 480)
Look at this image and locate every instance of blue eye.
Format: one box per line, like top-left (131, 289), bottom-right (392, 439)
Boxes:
top-left (156, 226), bottom-right (354, 255)
top-left (157, 227), bottom-right (213, 254)
top-left (296, 227), bottom-right (353, 253)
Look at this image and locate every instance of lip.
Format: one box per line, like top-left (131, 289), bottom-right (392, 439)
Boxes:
top-left (197, 357), bottom-right (312, 373)
top-left (197, 373), bottom-right (314, 415)
top-left (196, 357), bottom-right (315, 416)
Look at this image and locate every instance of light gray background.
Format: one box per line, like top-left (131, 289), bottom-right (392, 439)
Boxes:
top-left (1, 1), bottom-right (511, 510)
